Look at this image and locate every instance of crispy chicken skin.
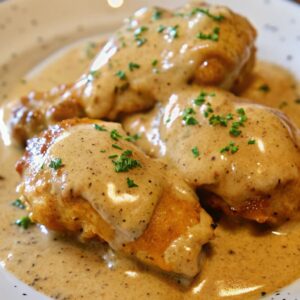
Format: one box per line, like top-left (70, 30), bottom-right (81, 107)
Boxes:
top-left (7, 3), bottom-right (256, 145)
top-left (123, 87), bottom-right (300, 224)
top-left (16, 118), bottom-right (213, 277)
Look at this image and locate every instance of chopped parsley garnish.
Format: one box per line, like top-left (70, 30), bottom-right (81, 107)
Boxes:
top-left (229, 108), bottom-right (247, 137)
top-left (220, 142), bottom-right (239, 154)
top-left (110, 129), bottom-right (123, 141)
top-left (203, 103), bottom-right (214, 118)
top-left (209, 115), bottom-right (228, 127)
top-left (226, 113), bottom-right (233, 120)
top-left (134, 26), bottom-right (148, 36)
top-left (127, 177), bottom-right (139, 188)
top-left (136, 37), bottom-right (147, 47)
top-left (111, 150), bottom-right (141, 173)
top-left (258, 84), bottom-right (270, 92)
top-left (157, 24), bottom-right (166, 33)
top-left (128, 62), bottom-right (140, 71)
top-left (125, 133), bottom-right (140, 142)
top-left (94, 124), bottom-right (107, 131)
top-left (152, 9), bottom-right (163, 20)
top-left (134, 26), bottom-right (148, 47)
top-left (115, 70), bottom-right (127, 80)
top-left (49, 158), bottom-right (63, 170)
top-left (12, 199), bottom-right (26, 209)
top-left (192, 147), bottom-right (200, 158)
top-left (248, 138), bottom-right (256, 145)
top-left (108, 154), bottom-right (118, 159)
top-left (182, 107), bottom-right (198, 125)
top-left (15, 216), bottom-right (33, 229)
top-left (85, 42), bottom-right (97, 59)
top-left (237, 108), bottom-right (247, 123)
top-left (194, 91), bottom-right (215, 106)
top-left (197, 27), bottom-right (220, 42)
top-left (190, 8), bottom-right (225, 22)
top-left (152, 59), bottom-right (158, 67)
top-left (168, 25), bottom-right (179, 40)
top-left (229, 122), bottom-right (242, 137)
top-left (112, 144), bottom-right (123, 150)
top-left (100, 150), bottom-right (106, 153)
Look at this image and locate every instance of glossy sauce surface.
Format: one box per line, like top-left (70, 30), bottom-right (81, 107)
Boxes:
top-left (238, 61), bottom-right (300, 127)
top-left (0, 39), bottom-right (300, 300)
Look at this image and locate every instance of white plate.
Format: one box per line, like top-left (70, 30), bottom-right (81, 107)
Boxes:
top-left (0, 0), bottom-right (299, 299)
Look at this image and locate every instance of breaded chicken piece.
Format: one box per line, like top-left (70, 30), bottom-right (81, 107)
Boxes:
top-left (7, 3), bottom-right (256, 145)
top-left (16, 118), bottom-right (213, 277)
top-left (238, 61), bottom-right (300, 127)
top-left (123, 87), bottom-right (300, 224)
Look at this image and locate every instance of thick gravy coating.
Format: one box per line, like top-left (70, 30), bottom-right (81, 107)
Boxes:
top-left (1, 39), bottom-right (300, 300)
top-left (238, 61), bottom-right (300, 127)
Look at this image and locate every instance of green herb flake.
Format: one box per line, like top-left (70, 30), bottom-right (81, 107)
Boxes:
top-left (100, 150), bottom-right (106, 153)
top-left (182, 107), bottom-right (198, 125)
top-left (127, 177), bottom-right (139, 188)
top-left (115, 70), bottom-right (127, 80)
top-left (49, 158), bottom-right (63, 170)
top-left (226, 113), bottom-right (233, 120)
top-left (135, 37), bottom-right (147, 47)
top-left (125, 134), bottom-right (140, 142)
top-left (203, 103), bottom-right (214, 118)
top-left (108, 154), bottom-right (118, 159)
top-left (258, 84), bottom-right (270, 92)
top-left (229, 122), bottom-right (242, 137)
top-left (152, 59), bottom-right (158, 67)
top-left (168, 25), bottom-right (179, 40)
top-left (110, 129), bottom-right (123, 141)
top-left (220, 142), bottom-right (239, 154)
top-left (128, 62), bottom-right (140, 71)
top-left (248, 139), bottom-right (256, 145)
top-left (112, 144), bottom-right (123, 150)
top-left (194, 91), bottom-right (215, 106)
top-left (12, 199), bottom-right (26, 210)
top-left (197, 27), bottom-right (220, 42)
top-left (191, 8), bottom-right (225, 22)
top-left (111, 150), bottom-right (141, 173)
top-left (152, 9), bottom-right (163, 20)
top-left (134, 26), bottom-right (148, 47)
top-left (209, 115), bottom-right (228, 127)
top-left (157, 24), bottom-right (166, 33)
top-left (94, 124), bottom-right (107, 131)
top-left (192, 147), bottom-right (200, 158)
top-left (295, 98), bottom-right (300, 104)
top-left (15, 216), bottom-right (33, 230)
top-left (228, 108), bottom-right (248, 137)
top-left (134, 26), bottom-right (148, 37)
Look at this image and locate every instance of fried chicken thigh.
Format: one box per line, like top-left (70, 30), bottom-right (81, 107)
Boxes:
top-left (16, 118), bottom-right (213, 277)
top-left (123, 87), bottom-right (300, 224)
top-left (6, 3), bottom-right (256, 145)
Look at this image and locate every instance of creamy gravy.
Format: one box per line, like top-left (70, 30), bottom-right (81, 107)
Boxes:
top-left (1, 40), bottom-right (300, 300)
top-left (239, 61), bottom-right (300, 127)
